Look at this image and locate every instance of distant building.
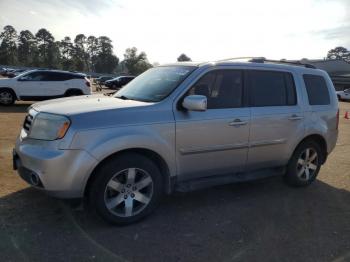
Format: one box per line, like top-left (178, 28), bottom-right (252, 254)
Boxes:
top-left (298, 59), bottom-right (350, 91)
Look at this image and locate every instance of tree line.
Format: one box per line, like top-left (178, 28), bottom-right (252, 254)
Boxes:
top-left (327, 46), bottom-right (350, 63)
top-left (0, 25), bottom-right (155, 75)
top-left (2, 24), bottom-right (348, 75)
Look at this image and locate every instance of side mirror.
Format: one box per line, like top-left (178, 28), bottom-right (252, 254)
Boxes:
top-left (182, 95), bottom-right (207, 111)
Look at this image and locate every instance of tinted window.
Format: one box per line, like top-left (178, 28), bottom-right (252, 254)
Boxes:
top-left (189, 70), bottom-right (243, 109)
top-left (47, 72), bottom-right (84, 81)
top-left (303, 74), bottom-right (330, 105)
top-left (248, 70), bottom-right (296, 107)
top-left (119, 77), bottom-right (128, 84)
top-left (42, 72), bottom-right (62, 81)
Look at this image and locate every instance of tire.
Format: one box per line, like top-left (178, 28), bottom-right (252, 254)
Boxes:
top-left (0, 89), bottom-right (15, 105)
top-left (285, 140), bottom-right (322, 187)
top-left (89, 153), bottom-right (163, 225)
top-left (337, 95), bottom-right (342, 101)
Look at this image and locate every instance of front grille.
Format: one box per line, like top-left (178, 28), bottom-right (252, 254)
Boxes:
top-left (23, 113), bottom-right (34, 132)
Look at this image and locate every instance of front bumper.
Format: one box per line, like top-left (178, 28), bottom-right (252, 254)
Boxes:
top-left (14, 137), bottom-right (98, 199)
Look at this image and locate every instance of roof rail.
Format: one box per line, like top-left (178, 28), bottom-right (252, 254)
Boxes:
top-left (216, 57), bottom-right (266, 62)
top-left (216, 57), bottom-right (317, 69)
top-left (252, 58), bottom-right (317, 69)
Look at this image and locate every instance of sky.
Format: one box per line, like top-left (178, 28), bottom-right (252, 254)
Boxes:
top-left (0, 0), bottom-right (349, 64)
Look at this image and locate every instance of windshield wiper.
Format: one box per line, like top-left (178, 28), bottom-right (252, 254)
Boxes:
top-left (115, 95), bottom-right (154, 103)
top-left (115, 95), bottom-right (131, 100)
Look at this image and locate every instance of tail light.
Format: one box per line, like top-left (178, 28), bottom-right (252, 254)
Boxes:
top-left (85, 77), bottom-right (91, 87)
top-left (85, 77), bottom-right (91, 92)
top-left (336, 109), bottom-right (339, 130)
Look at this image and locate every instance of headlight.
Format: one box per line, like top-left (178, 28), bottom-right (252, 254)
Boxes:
top-left (29, 113), bottom-right (71, 140)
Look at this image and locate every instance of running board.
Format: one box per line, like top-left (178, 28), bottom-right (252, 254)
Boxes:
top-left (175, 167), bottom-right (285, 192)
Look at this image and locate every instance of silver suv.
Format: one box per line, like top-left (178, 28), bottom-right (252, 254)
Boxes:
top-left (13, 58), bottom-right (339, 224)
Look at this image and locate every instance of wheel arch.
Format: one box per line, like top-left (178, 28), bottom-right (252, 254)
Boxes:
top-left (0, 87), bottom-right (18, 100)
top-left (84, 148), bottom-right (173, 198)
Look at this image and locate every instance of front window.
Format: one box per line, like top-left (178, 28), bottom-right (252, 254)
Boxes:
top-left (18, 71), bottom-right (46, 81)
top-left (114, 66), bottom-right (196, 102)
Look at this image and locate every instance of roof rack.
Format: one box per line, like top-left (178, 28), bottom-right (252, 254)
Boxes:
top-left (216, 57), bottom-right (316, 69)
top-left (216, 57), bottom-right (266, 62)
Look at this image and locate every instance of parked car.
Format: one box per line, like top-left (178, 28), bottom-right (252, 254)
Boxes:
top-left (7, 69), bottom-right (29, 78)
top-left (105, 76), bottom-right (135, 89)
top-left (13, 59), bottom-right (338, 224)
top-left (0, 70), bottom-right (91, 105)
top-left (96, 76), bottom-right (114, 85)
top-left (0, 67), bottom-right (7, 75)
top-left (336, 88), bottom-right (350, 101)
top-left (1, 68), bottom-right (15, 77)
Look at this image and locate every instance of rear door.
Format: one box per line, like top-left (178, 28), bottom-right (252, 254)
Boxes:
top-left (246, 70), bottom-right (305, 170)
top-left (174, 69), bottom-right (251, 181)
top-left (41, 72), bottom-right (71, 96)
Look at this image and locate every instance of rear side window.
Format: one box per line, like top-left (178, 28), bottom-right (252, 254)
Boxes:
top-left (248, 70), bottom-right (297, 107)
top-left (189, 70), bottom-right (243, 109)
top-left (44, 72), bottom-right (85, 81)
top-left (303, 74), bottom-right (330, 105)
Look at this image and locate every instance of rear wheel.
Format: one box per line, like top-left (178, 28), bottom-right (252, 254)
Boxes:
top-left (89, 153), bottom-right (163, 225)
top-left (285, 140), bottom-right (322, 187)
top-left (0, 89), bottom-right (15, 105)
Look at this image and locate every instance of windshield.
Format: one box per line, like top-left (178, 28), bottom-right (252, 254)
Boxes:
top-left (114, 66), bottom-right (196, 102)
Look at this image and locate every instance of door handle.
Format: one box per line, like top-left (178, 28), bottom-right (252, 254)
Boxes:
top-left (229, 119), bottom-right (247, 126)
top-left (288, 114), bottom-right (304, 120)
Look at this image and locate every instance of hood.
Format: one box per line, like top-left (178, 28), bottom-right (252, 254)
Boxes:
top-left (32, 94), bottom-right (151, 115)
top-left (0, 78), bottom-right (13, 85)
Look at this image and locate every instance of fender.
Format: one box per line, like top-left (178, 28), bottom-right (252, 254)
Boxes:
top-left (287, 112), bottom-right (331, 162)
top-left (69, 124), bottom-right (176, 178)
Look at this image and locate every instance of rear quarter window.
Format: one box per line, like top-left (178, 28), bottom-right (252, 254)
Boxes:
top-left (303, 74), bottom-right (330, 105)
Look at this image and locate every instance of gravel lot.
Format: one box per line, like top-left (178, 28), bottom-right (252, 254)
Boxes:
top-left (0, 100), bottom-right (349, 262)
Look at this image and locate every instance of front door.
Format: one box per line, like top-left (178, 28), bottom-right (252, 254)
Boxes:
top-left (16, 71), bottom-right (47, 98)
top-left (174, 69), bottom-right (251, 181)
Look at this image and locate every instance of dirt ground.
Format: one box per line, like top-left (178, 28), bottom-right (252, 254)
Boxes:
top-left (0, 100), bottom-right (349, 262)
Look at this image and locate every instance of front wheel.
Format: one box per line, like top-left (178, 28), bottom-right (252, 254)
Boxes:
top-left (285, 141), bottom-right (322, 187)
top-left (0, 89), bottom-right (15, 105)
top-left (89, 153), bottom-right (163, 225)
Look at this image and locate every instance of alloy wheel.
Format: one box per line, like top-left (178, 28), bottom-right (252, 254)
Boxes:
top-left (296, 148), bottom-right (319, 181)
top-left (0, 91), bottom-right (13, 105)
top-left (104, 168), bottom-right (154, 217)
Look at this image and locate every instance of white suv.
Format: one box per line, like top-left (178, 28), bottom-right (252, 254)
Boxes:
top-left (0, 70), bottom-right (91, 105)
top-left (337, 88), bottom-right (350, 101)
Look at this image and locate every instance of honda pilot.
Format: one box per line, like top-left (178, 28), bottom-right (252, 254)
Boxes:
top-left (13, 59), bottom-right (339, 224)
